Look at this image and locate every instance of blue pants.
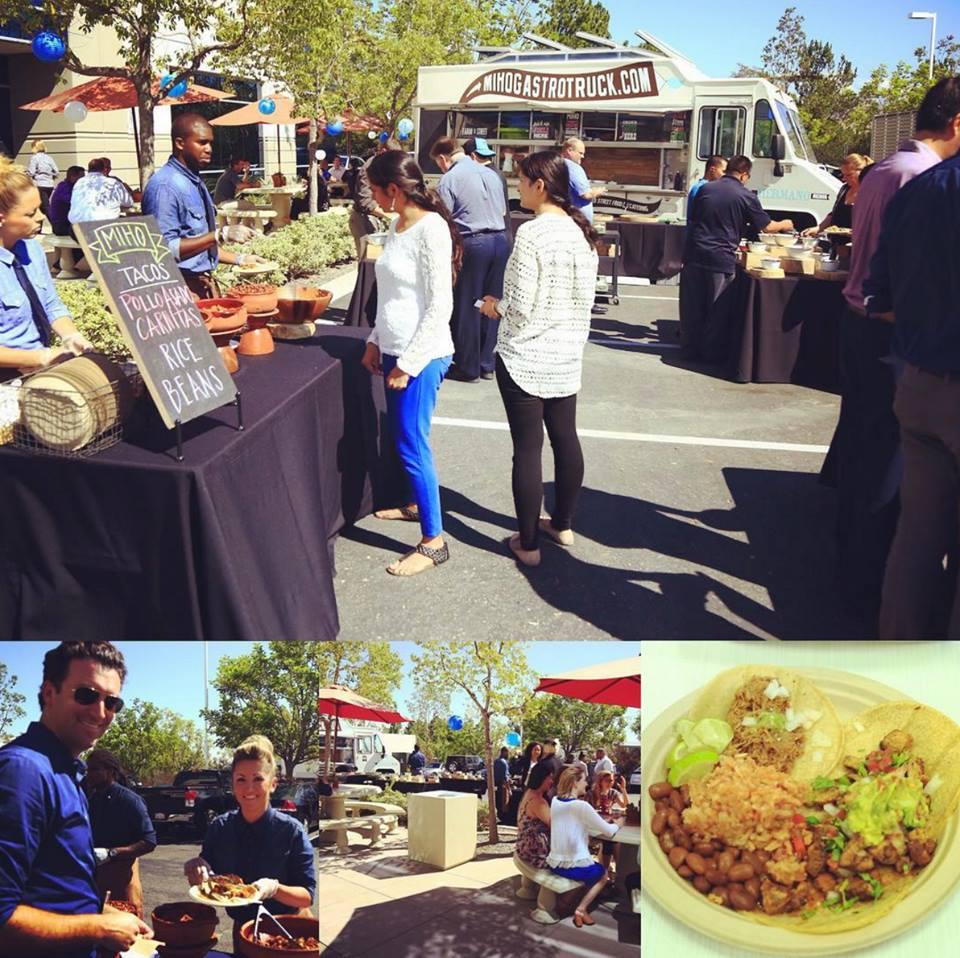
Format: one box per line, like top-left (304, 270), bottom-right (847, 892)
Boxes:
top-left (383, 354), bottom-right (452, 538)
top-left (452, 231), bottom-right (510, 378)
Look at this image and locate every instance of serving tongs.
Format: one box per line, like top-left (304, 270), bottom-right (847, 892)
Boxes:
top-left (253, 904), bottom-right (294, 942)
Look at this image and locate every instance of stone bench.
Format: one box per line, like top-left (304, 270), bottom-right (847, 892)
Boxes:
top-left (344, 801), bottom-right (405, 828)
top-left (42, 235), bottom-right (85, 279)
top-left (512, 852), bottom-right (585, 924)
top-left (317, 813), bottom-right (399, 853)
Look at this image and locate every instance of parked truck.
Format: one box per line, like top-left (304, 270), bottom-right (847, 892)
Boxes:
top-left (137, 769), bottom-right (236, 834)
top-left (415, 28), bottom-right (838, 230)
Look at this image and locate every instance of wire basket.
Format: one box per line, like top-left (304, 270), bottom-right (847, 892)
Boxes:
top-left (3, 357), bottom-right (142, 459)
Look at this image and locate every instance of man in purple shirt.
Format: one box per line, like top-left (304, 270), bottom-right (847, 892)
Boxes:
top-left (830, 78), bottom-right (960, 633)
top-left (48, 166), bottom-right (84, 237)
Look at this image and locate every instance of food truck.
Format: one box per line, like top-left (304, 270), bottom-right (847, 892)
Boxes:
top-left (415, 30), bottom-right (838, 229)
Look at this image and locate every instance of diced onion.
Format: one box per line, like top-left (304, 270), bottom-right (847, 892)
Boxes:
top-left (853, 720), bottom-right (865, 733)
top-left (925, 774), bottom-right (943, 796)
top-left (812, 730), bottom-right (833, 747)
top-left (824, 803), bottom-right (839, 815)
top-left (741, 716), bottom-right (757, 727)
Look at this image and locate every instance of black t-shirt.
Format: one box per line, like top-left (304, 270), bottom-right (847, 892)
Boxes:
top-left (831, 184), bottom-right (853, 230)
top-left (684, 174), bottom-right (773, 273)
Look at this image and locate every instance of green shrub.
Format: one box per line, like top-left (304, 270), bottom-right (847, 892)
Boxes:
top-left (54, 281), bottom-right (131, 362)
top-left (379, 786), bottom-right (409, 818)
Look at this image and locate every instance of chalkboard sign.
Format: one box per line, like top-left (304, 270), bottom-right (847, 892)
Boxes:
top-left (74, 216), bottom-right (236, 430)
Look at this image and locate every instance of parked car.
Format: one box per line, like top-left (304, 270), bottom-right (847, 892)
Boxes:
top-left (422, 761), bottom-right (443, 778)
top-left (444, 755), bottom-right (484, 775)
top-left (137, 769), bottom-right (235, 834)
top-left (272, 782), bottom-right (319, 832)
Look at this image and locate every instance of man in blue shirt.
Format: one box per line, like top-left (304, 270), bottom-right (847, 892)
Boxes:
top-left (493, 746), bottom-right (511, 821)
top-left (561, 138), bottom-right (607, 314)
top-left (408, 743), bottom-right (426, 775)
top-left (0, 641), bottom-right (150, 957)
top-left (863, 79), bottom-right (960, 639)
top-left (687, 155), bottom-right (727, 211)
top-left (679, 155), bottom-right (793, 362)
top-left (431, 135), bottom-right (509, 382)
top-left (142, 113), bottom-right (265, 298)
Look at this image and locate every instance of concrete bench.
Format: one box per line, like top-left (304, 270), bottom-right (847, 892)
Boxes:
top-left (344, 801), bottom-right (405, 830)
top-left (512, 852), bottom-right (585, 924)
top-left (42, 235), bottom-right (85, 279)
top-left (317, 813), bottom-right (399, 853)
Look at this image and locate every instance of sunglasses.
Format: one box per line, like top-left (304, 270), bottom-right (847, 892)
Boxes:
top-left (72, 686), bottom-right (124, 713)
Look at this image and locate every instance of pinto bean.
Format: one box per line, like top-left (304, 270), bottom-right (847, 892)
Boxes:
top-left (659, 831), bottom-right (675, 853)
top-left (655, 799), bottom-right (671, 813)
top-left (669, 789), bottom-right (686, 812)
top-left (649, 782), bottom-right (673, 800)
top-left (651, 810), bottom-right (668, 836)
top-left (667, 809), bottom-right (681, 829)
top-left (693, 876), bottom-right (712, 894)
top-left (679, 784), bottom-right (691, 806)
top-left (717, 850), bottom-right (737, 872)
top-left (685, 853), bottom-right (707, 875)
top-left (729, 887), bottom-right (758, 911)
top-left (745, 877), bottom-right (762, 898)
top-left (705, 868), bottom-right (728, 886)
top-left (754, 849), bottom-right (772, 864)
top-left (673, 829), bottom-right (692, 850)
top-left (710, 886), bottom-right (731, 908)
top-left (713, 839), bottom-right (726, 852)
top-left (741, 851), bottom-right (765, 874)
top-left (668, 847), bottom-right (688, 870)
top-left (728, 863), bottom-right (755, 882)
top-left (693, 842), bottom-right (716, 857)
top-left (677, 865), bottom-right (694, 879)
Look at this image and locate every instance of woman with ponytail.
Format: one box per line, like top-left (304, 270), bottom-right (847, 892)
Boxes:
top-left (0, 157), bottom-right (92, 381)
top-left (480, 150), bottom-right (598, 567)
top-left (360, 150), bottom-right (462, 576)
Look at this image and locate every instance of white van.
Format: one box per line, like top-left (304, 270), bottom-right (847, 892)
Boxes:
top-left (318, 730), bottom-right (401, 777)
top-left (415, 30), bottom-right (837, 230)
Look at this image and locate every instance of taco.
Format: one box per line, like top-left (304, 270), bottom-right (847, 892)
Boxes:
top-left (686, 666), bottom-right (844, 782)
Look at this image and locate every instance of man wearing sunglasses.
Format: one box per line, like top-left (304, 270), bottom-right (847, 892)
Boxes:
top-left (0, 641), bottom-right (152, 958)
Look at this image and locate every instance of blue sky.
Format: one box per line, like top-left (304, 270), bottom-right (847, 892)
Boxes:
top-left (605, 2), bottom-right (959, 86)
top-left (1, 641), bottom-right (639, 744)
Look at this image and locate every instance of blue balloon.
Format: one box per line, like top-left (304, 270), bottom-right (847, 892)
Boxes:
top-left (326, 120), bottom-right (344, 136)
top-left (258, 97), bottom-right (277, 116)
top-left (378, 131), bottom-right (389, 144)
top-left (397, 117), bottom-right (414, 136)
top-left (447, 715), bottom-right (463, 732)
top-left (160, 73), bottom-right (188, 99)
top-left (505, 731), bottom-right (521, 747)
top-left (398, 132), bottom-right (409, 142)
top-left (31, 31), bottom-right (66, 63)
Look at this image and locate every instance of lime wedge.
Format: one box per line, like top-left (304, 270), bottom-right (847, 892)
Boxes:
top-left (690, 718), bottom-right (734, 753)
top-left (667, 749), bottom-right (720, 787)
top-left (666, 740), bottom-right (689, 770)
top-left (675, 719), bottom-right (703, 750)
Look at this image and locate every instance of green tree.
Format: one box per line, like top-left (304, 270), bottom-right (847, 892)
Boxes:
top-left (95, 699), bottom-right (204, 784)
top-left (525, 695), bottom-right (627, 758)
top-left (0, 1), bottom-right (257, 185)
top-left (632, 713), bottom-right (641, 740)
top-left (535, 0), bottom-right (610, 47)
top-left (410, 641), bottom-right (535, 842)
top-left (204, 642), bottom-right (330, 779)
top-left (0, 663), bottom-right (26, 742)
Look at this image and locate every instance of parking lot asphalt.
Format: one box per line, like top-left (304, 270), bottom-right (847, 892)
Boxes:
top-left (328, 283), bottom-right (860, 640)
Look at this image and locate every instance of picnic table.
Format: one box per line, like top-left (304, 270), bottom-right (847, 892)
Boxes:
top-left (215, 206), bottom-right (277, 230)
top-left (609, 823), bottom-right (641, 893)
top-left (237, 186), bottom-right (302, 228)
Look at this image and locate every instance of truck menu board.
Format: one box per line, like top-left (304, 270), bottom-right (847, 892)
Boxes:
top-left (75, 216), bottom-right (236, 430)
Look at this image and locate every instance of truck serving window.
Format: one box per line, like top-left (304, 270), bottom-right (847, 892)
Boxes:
top-left (753, 100), bottom-right (775, 157)
top-left (698, 107), bottom-right (745, 160)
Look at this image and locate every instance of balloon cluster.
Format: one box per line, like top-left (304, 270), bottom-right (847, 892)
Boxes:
top-left (31, 31), bottom-right (66, 63)
top-left (447, 715), bottom-right (464, 732)
top-left (326, 119), bottom-right (344, 136)
top-left (160, 73), bottom-right (189, 99)
top-left (397, 118), bottom-right (414, 136)
top-left (258, 97), bottom-right (276, 116)
top-left (63, 101), bottom-right (87, 123)
top-left (378, 131), bottom-right (389, 144)
top-left (505, 731), bottom-right (522, 748)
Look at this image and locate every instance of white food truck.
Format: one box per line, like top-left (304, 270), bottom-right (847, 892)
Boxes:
top-left (318, 722), bottom-right (402, 776)
top-left (415, 30), bottom-right (838, 229)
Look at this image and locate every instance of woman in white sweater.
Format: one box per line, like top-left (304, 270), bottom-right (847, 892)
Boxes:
top-left (360, 151), bottom-right (462, 576)
top-left (480, 151), bottom-right (598, 567)
top-left (547, 765), bottom-right (620, 928)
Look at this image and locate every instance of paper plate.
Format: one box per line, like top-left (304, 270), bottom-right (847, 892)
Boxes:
top-left (235, 260), bottom-right (280, 275)
top-left (641, 667), bottom-right (960, 956)
top-left (188, 883), bottom-right (261, 909)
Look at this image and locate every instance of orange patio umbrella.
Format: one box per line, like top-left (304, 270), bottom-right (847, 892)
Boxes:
top-left (210, 95), bottom-right (310, 171)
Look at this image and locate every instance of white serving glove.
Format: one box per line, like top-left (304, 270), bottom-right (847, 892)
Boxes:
top-left (183, 856), bottom-right (212, 885)
top-left (61, 332), bottom-right (93, 355)
top-left (218, 224), bottom-right (257, 244)
top-left (253, 877), bottom-right (279, 900)
top-left (93, 847), bottom-right (109, 865)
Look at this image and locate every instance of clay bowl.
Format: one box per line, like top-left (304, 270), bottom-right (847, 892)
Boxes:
top-left (276, 287), bottom-right (333, 324)
top-left (219, 344), bottom-right (239, 375)
top-left (151, 901), bottom-right (218, 949)
top-left (196, 298), bottom-right (247, 334)
top-left (238, 915), bottom-right (320, 958)
top-left (225, 286), bottom-right (279, 315)
top-left (237, 327), bottom-right (275, 356)
top-left (157, 934), bottom-right (218, 958)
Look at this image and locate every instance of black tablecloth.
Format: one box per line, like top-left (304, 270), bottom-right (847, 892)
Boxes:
top-left (615, 221), bottom-right (685, 281)
top-left (393, 779), bottom-right (487, 795)
top-left (731, 271), bottom-right (844, 391)
top-left (345, 258), bottom-right (377, 328)
top-left (0, 328), bottom-right (395, 640)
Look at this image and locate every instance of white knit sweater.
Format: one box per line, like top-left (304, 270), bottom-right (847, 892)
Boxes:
top-left (495, 213), bottom-right (598, 398)
top-left (546, 797), bottom-right (619, 869)
top-left (368, 212), bottom-right (455, 377)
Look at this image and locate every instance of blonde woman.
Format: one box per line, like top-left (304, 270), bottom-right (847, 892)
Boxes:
top-left (547, 765), bottom-right (619, 928)
top-left (0, 157), bottom-right (92, 382)
top-left (803, 153), bottom-right (872, 234)
top-left (183, 736), bottom-right (315, 949)
top-left (588, 769), bottom-right (628, 878)
top-left (27, 140), bottom-right (59, 227)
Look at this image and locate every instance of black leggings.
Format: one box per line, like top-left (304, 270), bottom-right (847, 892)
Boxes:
top-left (496, 356), bottom-right (584, 550)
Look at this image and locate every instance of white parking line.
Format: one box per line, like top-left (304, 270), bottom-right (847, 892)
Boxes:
top-left (588, 336), bottom-right (680, 349)
top-left (432, 417), bottom-right (829, 454)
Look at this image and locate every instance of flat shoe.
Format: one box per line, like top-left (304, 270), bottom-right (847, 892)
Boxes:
top-left (507, 534), bottom-right (540, 567)
top-left (573, 910), bottom-right (595, 927)
top-left (374, 505), bottom-right (419, 522)
top-left (538, 516), bottom-right (574, 546)
top-left (386, 540), bottom-right (449, 576)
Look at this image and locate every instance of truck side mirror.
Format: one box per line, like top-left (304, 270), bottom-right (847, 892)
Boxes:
top-left (771, 133), bottom-right (786, 177)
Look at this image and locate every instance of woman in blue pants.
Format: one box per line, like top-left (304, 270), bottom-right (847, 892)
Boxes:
top-left (360, 150), bottom-right (462, 576)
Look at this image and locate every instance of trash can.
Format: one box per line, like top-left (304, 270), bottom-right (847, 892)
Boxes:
top-left (407, 790), bottom-right (477, 869)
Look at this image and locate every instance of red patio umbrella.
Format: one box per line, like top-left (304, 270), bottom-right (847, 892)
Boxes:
top-left (534, 657), bottom-right (641, 708)
top-left (317, 686), bottom-right (410, 772)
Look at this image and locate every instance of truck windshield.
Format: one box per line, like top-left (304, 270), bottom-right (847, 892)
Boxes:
top-left (790, 109), bottom-right (817, 163)
top-left (774, 100), bottom-right (805, 160)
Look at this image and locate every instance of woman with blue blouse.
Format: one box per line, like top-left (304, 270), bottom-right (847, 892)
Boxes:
top-left (0, 157), bottom-right (92, 381)
top-left (183, 736), bottom-right (316, 950)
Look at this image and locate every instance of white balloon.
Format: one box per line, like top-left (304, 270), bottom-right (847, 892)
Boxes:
top-left (63, 100), bottom-right (88, 123)
top-left (315, 149), bottom-right (326, 161)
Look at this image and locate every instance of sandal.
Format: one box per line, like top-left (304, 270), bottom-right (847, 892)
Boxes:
top-left (386, 540), bottom-right (450, 577)
top-left (539, 516), bottom-right (574, 547)
top-left (374, 505), bottom-right (420, 521)
top-left (507, 534), bottom-right (541, 567)
top-left (573, 910), bottom-right (595, 928)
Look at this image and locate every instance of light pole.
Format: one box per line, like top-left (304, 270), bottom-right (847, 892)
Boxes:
top-left (909, 11), bottom-right (937, 81)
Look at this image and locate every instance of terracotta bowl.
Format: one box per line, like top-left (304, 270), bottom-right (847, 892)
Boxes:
top-left (151, 901), bottom-right (218, 949)
top-left (237, 327), bottom-right (275, 356)
top-left (157, 934), bottom-right (218, 958)
top-left (219, 344), bottom-right (239, 375)
top-left (225, 286), bottom-right (279, 315)
top-left (276, 287), bottom-right (333, 323)
top-left (196, 298), bottom-right (248, 334)
top-left (238, 915), bottom-right (320, 958)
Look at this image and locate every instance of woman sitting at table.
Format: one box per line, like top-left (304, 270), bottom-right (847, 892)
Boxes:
top-left (588, 770), bottom-right (628, 880)
top-left (547, 766), bottom-right (619, 928)
top-left (0, 157), bottom-right (92, 382)
top-left (360, 150), bottom-right (462, 576)
top-left (516, 763), bottom-right (553, 869)
top-left (183, 735), bottom-right (315, 951)
top-left (802, 152), bottom-right (872, 235)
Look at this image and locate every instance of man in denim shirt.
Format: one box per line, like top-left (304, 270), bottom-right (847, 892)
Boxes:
top-left (0, 641), bottom-right (151, 957)
top-left (142, 113), bottom-right (265, 297)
